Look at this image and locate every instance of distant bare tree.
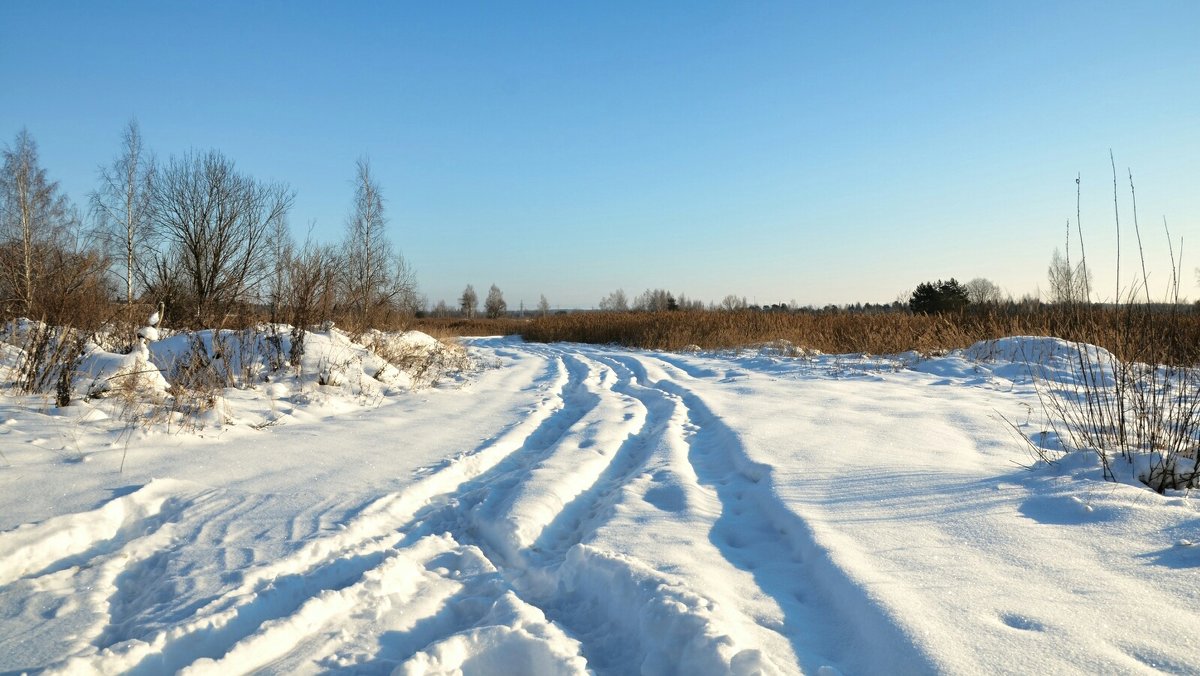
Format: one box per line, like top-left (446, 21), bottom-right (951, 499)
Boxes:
top-left (432, 299), bottom-right (450, 317)
top-left (91, 119), bottom-right (155, 307)
top-left (149, 150), bottom-right (293, 324)
top-left (598, 289), bottom-right (628, 311)
top-left (265, 214), bottom-right (294, 324)
top-left (633, 288), bottom-right (675, 312)
top-left (674, 293), bottom-right (703, 311)
top-left (1047, 249), bottom-right (1092, 304)
top-left (460, 284), bottom-right (478, 318)
top-left (719, 294), bottom-right (748, 311)
top-left (537, 294), bottom-right (550, 316)
top-left (485, 284), bottom-right (507, 318)
top-left (963, 278), bottom-right (1004, 305)
top-left (0, 129), bottom-right (76, 316)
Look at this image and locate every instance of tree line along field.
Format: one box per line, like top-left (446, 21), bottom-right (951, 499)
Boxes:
top-left (4, 122), bottom-right (1197, 371)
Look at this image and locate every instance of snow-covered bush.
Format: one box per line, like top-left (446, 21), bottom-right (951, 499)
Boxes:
top-left (1, 320), bottom-right (473, 434)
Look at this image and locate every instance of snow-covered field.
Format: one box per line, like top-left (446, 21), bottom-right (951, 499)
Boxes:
top-left (1, 333), bottom-right (1198, 675)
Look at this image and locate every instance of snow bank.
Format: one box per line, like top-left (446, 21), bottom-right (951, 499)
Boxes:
top-left (895, 335), bottom-right (1124, 389)
top-left (963, 335), bottom-right (1119, 385)
top-left (79, 344), bottom-right (170, 398)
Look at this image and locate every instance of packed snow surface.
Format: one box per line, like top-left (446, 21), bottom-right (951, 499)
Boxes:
top-left (1, 335), bottom-right (1198, 675)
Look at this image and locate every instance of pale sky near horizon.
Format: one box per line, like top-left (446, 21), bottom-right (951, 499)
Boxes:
top-left (2, 1), bottom-right (1197, 309)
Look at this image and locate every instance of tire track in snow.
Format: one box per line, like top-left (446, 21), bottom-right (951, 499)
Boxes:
top-left (177, 533), bottom-right (590, 676)
top-left (439, 345), bottom-right (785, 675)
top-left (90, 491), bottom-right (253, 652)
top-left (243, 347), bottom-right (609, 673)
top-left (524, 353), bottom-right (662, 564)
top-left (379, 344), bottom-right (778, 675)
top-left (462, 350), bottom-right (647, 567)
top-left (47, 351), bottom-right (600, 675)
top-left (399, 352), bottom-right (610, 555)
top-left (21, 342), bottom-right (937, 675)
top-left (543, 351), bottom-right (781, 675)
top-left (638, 354), bottom-right (938, 675)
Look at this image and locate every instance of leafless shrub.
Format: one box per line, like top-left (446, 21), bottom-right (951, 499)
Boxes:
top-left (7, 321), bottom-right (89, 406)
top-left (1028, 307), bottom-right (1200, 492)
top-left (263, 324), bottom-right (286, 374)
top-left (1025, 165), bottom-right (1200, 492)
top-left (284, 238), bottom-right (340, 367)
top-left (167, 334), bottom-right (229, 395)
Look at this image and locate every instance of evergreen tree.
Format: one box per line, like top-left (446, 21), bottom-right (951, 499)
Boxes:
top-left (909, 278), bottom-right (969, 314)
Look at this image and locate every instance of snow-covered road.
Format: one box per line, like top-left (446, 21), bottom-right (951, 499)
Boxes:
top-left (2, 337), bottom-right (1198, 675)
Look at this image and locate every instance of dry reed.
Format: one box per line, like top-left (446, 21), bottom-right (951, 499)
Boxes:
top-left (416, 307), bottom-right (1200, 365)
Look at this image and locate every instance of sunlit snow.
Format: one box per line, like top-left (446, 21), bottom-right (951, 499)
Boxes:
top-left (1, 333), bottom-right (1197, 674)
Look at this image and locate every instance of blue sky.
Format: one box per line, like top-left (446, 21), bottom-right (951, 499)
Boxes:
top-left (2, 1), bottom-right (1197, 308)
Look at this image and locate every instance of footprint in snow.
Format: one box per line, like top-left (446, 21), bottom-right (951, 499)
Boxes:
top-left (1000, 612), bottom-right (1045, 632)
top-left (642, 484), bottom-right (686, 513)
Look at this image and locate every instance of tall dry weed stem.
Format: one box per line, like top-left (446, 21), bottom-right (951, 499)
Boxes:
top-left (1023, 165), bottom-right (1198, 492)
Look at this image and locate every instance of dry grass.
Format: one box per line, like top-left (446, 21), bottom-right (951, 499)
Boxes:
top-left (407, 317), bottom-right (531, 339)
top-left (417, 307), bottom-right (1200, 365)
top-left (368, 334), bottom-right (474, 389)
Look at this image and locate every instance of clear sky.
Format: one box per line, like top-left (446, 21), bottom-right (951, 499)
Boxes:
top-left (2, 1), bottom-right (1198, 309)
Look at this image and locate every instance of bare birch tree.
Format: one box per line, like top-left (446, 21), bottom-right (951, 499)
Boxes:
top-left (485, 284), bottom-right (507, 318)
top-left (91, 119), bottom-right (155, 307)
top-left (460, 284), bottom-right (478, 318)
top-left (598, 289), bottom-right (628, 311)
top-left (0, 129), bottom-right (76, 316)
top-left (1047, 249), bottom-right (1092, 304)
top-left (340, 158), bottom-right (417, 330)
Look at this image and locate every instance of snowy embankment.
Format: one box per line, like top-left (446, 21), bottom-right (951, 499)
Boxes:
top-left (0, 332), bottom-right (1198, 675)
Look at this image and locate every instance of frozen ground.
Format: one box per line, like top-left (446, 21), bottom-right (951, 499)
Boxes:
top-left (1, 334), bottom-right (1198, 675)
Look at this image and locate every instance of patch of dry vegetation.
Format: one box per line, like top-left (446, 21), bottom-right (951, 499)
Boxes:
top-left (421, 307), bottom-right (1200, 365)
top-left (408, 317), bottom-right (531, 339)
